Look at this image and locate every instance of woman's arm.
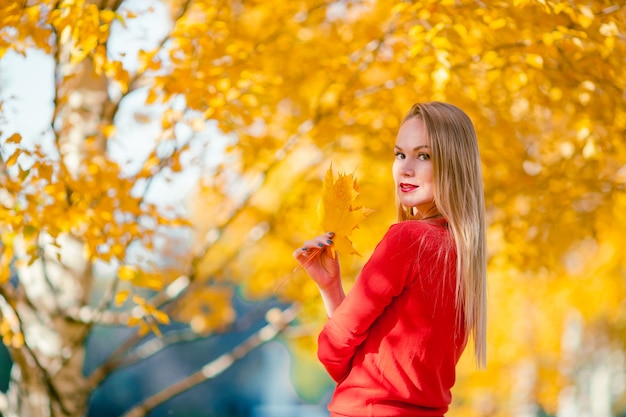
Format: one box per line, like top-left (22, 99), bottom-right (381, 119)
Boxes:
top-left (317, 275), bottom-right (345, 317)
top-left (293, 232), bottom-right (344, 317)
top-left (318, 223), bottom-right (420, 381)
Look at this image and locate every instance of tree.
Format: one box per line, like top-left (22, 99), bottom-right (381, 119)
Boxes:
top-left (0, 0), bottom-right (625, 416)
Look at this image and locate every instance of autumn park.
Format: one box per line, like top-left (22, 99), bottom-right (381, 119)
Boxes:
top-left (0, 0), bottom-right (625, 416)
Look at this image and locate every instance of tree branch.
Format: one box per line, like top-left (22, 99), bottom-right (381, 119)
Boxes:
top-left (49, 13), bottom-right (63, 145)
top-left (65, 274), bottom-right (191, 327)
top-left (122, 0), bottom-right (194, 94)
top-left (99, 0), bottom-right (193, 154)
top-left (5, 300), bottom-right (73, 416)
top-left (94, 26), bottom-right (201, 322)
top-left (84, 279), bottom-right (286, 389)
top-left (111, 297), bottom-right (283, 373)
top-left (83, 275), bottom-right (190, 389)
top-left (120, 305), bottom-right (300, 417)
top-left (93, 147), bottom-right (192, 326)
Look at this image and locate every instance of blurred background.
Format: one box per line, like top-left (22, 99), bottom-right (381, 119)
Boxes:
top-left (0, 0), bottom-right (625, 416)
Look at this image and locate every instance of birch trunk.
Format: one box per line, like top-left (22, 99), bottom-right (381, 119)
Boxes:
top-left (2, 22), bottom-right (113, 411)
top-left (3, 317), bottom-right (90, 417)
top-left (2, 234), bottom-right (92, 417)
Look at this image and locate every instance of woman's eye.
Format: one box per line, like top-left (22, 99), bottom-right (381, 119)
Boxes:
top-left (395, 152), bottom-right (406, 160)
top-left (417, 153), bottom-right (430, 161)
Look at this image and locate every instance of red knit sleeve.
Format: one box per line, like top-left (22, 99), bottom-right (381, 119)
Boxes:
top-left (317, 222), bottom-right (424, 382)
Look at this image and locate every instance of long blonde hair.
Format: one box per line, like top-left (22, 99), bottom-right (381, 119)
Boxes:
top-left (398, 102), bottom-right (487, 367)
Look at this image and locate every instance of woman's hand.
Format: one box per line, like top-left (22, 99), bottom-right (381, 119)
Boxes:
top-left (293, 232), bottom-right (340, 290)
top-left (294, 232), bottom-right (345, 317)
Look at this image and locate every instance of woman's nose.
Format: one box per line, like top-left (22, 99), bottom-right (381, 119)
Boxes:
top-left (400, 162), bottom-right (414, 176)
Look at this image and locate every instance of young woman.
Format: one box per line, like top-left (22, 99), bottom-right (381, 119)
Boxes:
top-left (294, 102), bottom-right (487, 417)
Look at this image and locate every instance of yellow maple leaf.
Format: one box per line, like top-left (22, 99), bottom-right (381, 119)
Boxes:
top-left (276, 165), bottom-right (371, 292)
top-left (318, 164), bottom-right (371, 257)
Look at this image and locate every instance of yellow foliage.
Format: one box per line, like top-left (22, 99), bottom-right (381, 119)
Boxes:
top-left (318, 164), bottom-right (372, 257)
top-left (0, 317), bottom-right (23, 349)
top-left (1, 0), bottom-right (626, 412)
top-left (114, 290), bottom-right (130, 306)
top-left (117, 265), bottom-right (136, 281)
top-left (127, 295), bottom-right (171, 337)
top-left (171, 287), bottom-right (235, 335)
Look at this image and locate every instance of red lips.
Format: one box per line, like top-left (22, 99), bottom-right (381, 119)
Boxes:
top-left (399, 183), bottom-right (418, 192)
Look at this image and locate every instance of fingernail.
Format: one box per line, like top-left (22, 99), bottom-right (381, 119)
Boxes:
top-left (327, 240), bottom-right (332, 244)
top-left (301, 247), bottom-right (307, 251)
top-left (328, 232), bottom-right (335, 236)
top-left (317, 243), bottom-right (324, 247)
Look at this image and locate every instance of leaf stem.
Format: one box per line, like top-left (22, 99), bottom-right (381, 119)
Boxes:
top-left (274, 247), bottom-right (323, 291)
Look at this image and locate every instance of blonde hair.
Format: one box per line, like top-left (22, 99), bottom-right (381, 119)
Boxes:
top-left (398, 102), bottom-right (487, 367)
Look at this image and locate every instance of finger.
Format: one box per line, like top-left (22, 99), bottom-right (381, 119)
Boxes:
top-left (293, 235), bottom-right (333, 262)
top-left (312, 235), bottom-right (334, 248)
top-left (293, 247), bottom-right (306, 259)
top-left (293, 244), bottom-right (321, 260)
top-left (300, 236), bottom-right (333, 251)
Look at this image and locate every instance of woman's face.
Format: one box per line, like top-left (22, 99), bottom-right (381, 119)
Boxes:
top-left (392, 117), bottom-right (436, 216)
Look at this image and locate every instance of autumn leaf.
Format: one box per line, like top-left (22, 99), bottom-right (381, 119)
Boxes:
top-left (118, 265), bottom-right (136, 281)
top-left (275, 164), bottom-right (371, 291)
top-left (318, 164), bottom-right (372, 257)
top-left (114, 290), bottom-right (130, 306)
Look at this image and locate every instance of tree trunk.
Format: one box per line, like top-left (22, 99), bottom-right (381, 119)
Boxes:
top-left (1, 8), bottom-right (117, 410)
top-left (4, 319), bottom-right (90, 417)
top-left (2, 233), bottom-right (93, 417)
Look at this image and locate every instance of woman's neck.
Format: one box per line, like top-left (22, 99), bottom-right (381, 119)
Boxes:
top-left (421, 213), bottom-right (443, 221)
top-left (411, 203), bottom-right (440, 220)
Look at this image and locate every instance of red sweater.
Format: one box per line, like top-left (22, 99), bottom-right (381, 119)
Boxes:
top-left (318, 219), bottom-right (467, 417)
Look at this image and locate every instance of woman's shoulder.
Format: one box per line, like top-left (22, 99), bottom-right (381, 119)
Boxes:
top-left (388, 218), bottom-right (448, 236)
top-left (385, 219), bottom-right (451, 249)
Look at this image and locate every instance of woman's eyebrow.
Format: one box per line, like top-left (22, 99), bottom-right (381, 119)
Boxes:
top-left (394, 145), bottom-right (430, 151)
